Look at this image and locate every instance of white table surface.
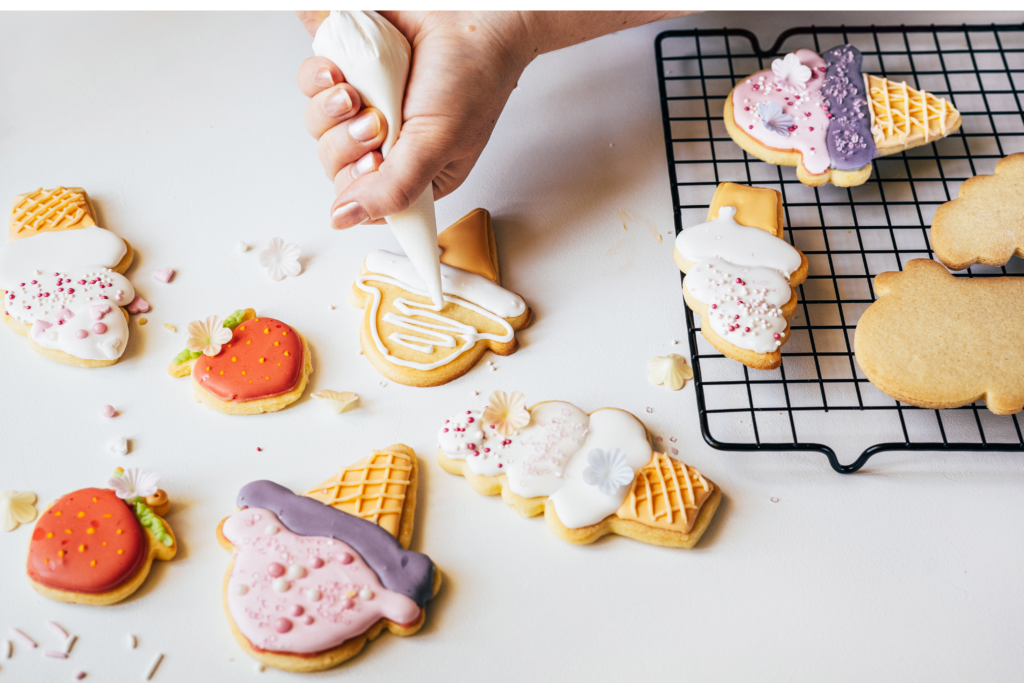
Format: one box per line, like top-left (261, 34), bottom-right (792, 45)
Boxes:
top-left (2, 11), bottom-right (1024, 682)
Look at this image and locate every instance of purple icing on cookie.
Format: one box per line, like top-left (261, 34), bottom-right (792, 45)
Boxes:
top-left (821, 45), bottom-right (876, 171)
top-left (237, 480), bottom-right (434, 607)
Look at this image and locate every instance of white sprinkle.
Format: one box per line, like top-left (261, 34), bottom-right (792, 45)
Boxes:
top-left (489, 366), bottom-right (497, 371)
top-left (470, 391), bottom-right (478, 396)
top-left (47, 622), bottom-right (68, 640)
top-left (379, 381), bottom-right (387, 387)
top-left (645, 407), bottom-right (653, 413)
top-left (44, 650), bottom-right (68, 659)
top-left (146, 653), bottom-right (164, 680)
top-left (64, 635), bottom-right (77, 655)
top-left (255, 663), bottom-right (266, 673)
top-left (236, 241), bottom-right (248, 253)
top-left (9, 628), bottom-right (36, 648)
top-left (107, 435), bottom-right (128, 456)
top-left (127, 634), bottom-right (137, 649)
top-left (771, 497), bottom-right (780, 503)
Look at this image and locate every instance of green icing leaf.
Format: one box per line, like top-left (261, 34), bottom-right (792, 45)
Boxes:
top-left (133, 500), bottom-right (173, 546)
top-left (171, 310), bottom-right (247, 365)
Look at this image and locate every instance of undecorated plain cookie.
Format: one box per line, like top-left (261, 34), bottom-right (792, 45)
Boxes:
top-left (0, 187), bottom-right (138, 366)
top-left (350, 208), bottom-right (532, 387)
top-left (855, 258), bottom-right (1024, 415)
top-left (167, 308), bottom-right (312, 415)
top-left (931, 153), bottom-right (1024, 271)
top-left (216, 445), bottom-right (440, 672)
top-left (26, 468), bottom-right (176, 605)
top-left (725, 45), bottom-right (961, 187)
top-left (675, 182), bottom-right (808, 370)
top-left (438, 391), bottom-right (720, 548)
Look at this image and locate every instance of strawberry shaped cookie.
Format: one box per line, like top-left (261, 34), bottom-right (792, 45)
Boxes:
top-left (167, 308), bottom-right (312, 415)
top-left (27, 468), bottom-right (176, 605)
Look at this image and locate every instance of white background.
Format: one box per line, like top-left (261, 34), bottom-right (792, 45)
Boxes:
top-left (2, 11), bottom-right (1024, 682)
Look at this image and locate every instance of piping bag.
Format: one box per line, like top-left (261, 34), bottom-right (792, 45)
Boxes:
top-left (312, 11), bottom-right (445, 310)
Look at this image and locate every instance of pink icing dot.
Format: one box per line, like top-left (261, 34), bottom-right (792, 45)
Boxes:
top-left (442, 428), bottom-right (448, 433)
top-left (92, 323), bottom-right (107, 334)
top-left (291, 605), bottom-right (304, 617)
top-left (310, 556), bottom-right (324, 569)
top-left (67, 288), bottom-right (75, 294)
top-left (273, 618), bottom-right (292, 634)
top-left (267, 562), bottom-right (285, 577)
top-left (339, 598), bottom-right (353, 610)
top-left (101, 405), bottom-right (116, 418)
top-left (303, 615), bottom-right (314, 625)
top-left (809, 127), bottom-right (814, 131)
top-left (467, 417), bottom-right (474, 423)
top-left (339, 552), bottom-right (353, 565)
top-left (75, 329), bottom-right (88, 339)
top-left (774, 333), bottom-right (781, 339)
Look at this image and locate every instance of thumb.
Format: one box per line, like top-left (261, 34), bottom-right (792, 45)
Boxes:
top-left (329, 126), bottom-right (443, 229)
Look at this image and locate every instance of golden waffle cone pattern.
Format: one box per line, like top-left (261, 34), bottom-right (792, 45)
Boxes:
top-left (615, 452), bottom-right (714, 534)
top-left (865, 74), bottom-right (960, 151)
top-left (302, 450), bottom-right (412, 538)
top-left (11, 187), bottom-right (92, 236)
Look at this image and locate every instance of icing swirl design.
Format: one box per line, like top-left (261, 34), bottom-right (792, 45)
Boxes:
top-left (821, 45), bottom-right (875, 170)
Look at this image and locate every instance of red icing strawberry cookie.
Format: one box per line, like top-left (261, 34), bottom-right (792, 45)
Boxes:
top-left (167, 308), bottom-right (312, 415)
top-left (26, 468), bottom-right (177, 605)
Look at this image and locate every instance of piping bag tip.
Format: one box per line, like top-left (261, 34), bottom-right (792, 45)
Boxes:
top-left (385, 187), bottom-right (444, 309)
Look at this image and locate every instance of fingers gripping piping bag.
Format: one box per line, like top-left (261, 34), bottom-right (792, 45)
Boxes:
top-left (313, 11), bottom-right (445, 310)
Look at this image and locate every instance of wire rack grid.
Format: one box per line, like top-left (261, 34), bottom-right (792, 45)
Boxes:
top-left (656, 23), bottom-right (1024, 473)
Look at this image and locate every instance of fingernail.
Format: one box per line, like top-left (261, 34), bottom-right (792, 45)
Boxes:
top-left (351, 153), bottom-right (376, 179)
top-left (331, 202), bottom-right (369, 229)
top-left (323, 89), bottom-right (353, 117)
top-left (349, 111), bottom-right (380, 142)
top-left (313, 68), bottom-right (334, 88)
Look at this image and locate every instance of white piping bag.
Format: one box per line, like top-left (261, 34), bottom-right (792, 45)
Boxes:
top-left (313, 10), bottom-right (444, 309)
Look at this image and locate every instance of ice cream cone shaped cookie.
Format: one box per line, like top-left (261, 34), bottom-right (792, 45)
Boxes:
top-left (216, 445), bottom-right (440, 672)
top-left (437, 391), bottom-right (720, 548)
top-left (26, 468), bottom-right (177, 605)
top-left (1, 187), bottom-right (139, 366)
top-left (675, 182), bottom-right (807, 370)
top-left (350, 208), bottom-right (532, 387)
top-left (167, 308), bottom-right (312, 415)
top-left (725, 45), bottom-right (960, 187)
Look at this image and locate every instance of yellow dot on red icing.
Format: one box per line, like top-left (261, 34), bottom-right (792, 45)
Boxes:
top-left (86, 527), bottom-right (95, 534)
top-left (241, 371), bottom-right (246, 376)
top-left (102, 541), bottom-right (107, 546)
top-left (92, 497), bottom-right (97, 503)
top-left (227, 343), bottom-right (232, 347)
top-left (264, 328), bottom-right (269, 334)
top-left (58, 550), bottom-right (65, 557)
top-left (117, 529), bottom-right (123, 535)
top-left (90, 560), bottom-right (96, 567)
top-left (240, 326), bottom-right (245, 331)
top-left (284, 351), bottom-right (290, 357)
top-left (78, 544), bottom-right (86, 552)
top-left (104, 514), bottom-right (111, 518)
top-left (65, 529), bottom-right (72, 534)
top-left (54, 511), bottom-right (61, 516)
top-left (220, 370), bottom-right (224, 375)
top-left (264, 376), bottom-right (269, 380)
top-left (259, 358), bottom-right (265, 363)
top-left (77, 511), bottom-right (85, 518)
top-left (206, 366), bottom-right (211, 371)
top-left (282, 331), bottom-right (288, 335)
top-left (231, 357), bottom-right (237, 362)
top-left (117, 549), bottom-right (124, 555)
top-left (246, 340), bottom-right (251, 345)
top-left (277, 363), bottom-right (281, 367)
top-left (274, 341), bottom-right (279, 346)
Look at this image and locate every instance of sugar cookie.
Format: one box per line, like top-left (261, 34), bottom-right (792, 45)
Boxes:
top-left (725, 45), bottom-right (961, 187)
top-left (675, 182), bottom-right (807, 370)
top-left (26, 468), bottom-right (176, 605)
top-left (1, 187), bottom-right (137, 366)
top-left (438, 391), bottom-right (720, 548)
top-left (855, 258), bottom-right (1024, 415)
top-left (931, 153), bottom-right (1024, 271)
top-left (216, 445), bottom-right (440, 672)
top-left (350, 208), bottom-right (532, 387)
top-left (167, 308), bottom-right (312, 415)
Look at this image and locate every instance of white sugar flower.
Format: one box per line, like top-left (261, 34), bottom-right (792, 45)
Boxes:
top-left (772, 52), bottom-right (812, 91)
top-left (482, 391), bottom-right (530, 436)
top-left (109, 468), bottom-right (160, 501)
top-left (758, 102), bottom-right (795, 138)
top-left (258, 237), bottom-right (301, 281)
top-left (186, 315), bottom-right (233, 357)
top-left (581, 448), bottom-right (634, 496)
top-left (648, 354), bottom-right (694, 391)
top-left (1, 490), bottom-right (38, 532)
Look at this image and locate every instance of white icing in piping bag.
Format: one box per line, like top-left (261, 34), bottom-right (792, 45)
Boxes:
top-left (313, 11), bottom-right (444, 309)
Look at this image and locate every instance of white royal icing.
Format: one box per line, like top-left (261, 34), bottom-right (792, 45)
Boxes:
top-left (438, 403), bottom-right (653, 529)
top-left (0, 227), bottom-right (134, 361)
top-left (675, 206), bottom-right (802, 278)
top-left (356, 250), bottom-right (526, 372)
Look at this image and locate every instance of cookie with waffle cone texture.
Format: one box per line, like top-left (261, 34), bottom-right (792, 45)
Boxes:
top-left (725, 45), bottom-right (960, 187)
top-left (437, 391), bottom-right (720, 548)
top-left (930, 154), bottom-right (1024, 271)
top-left (1, 187), bottom-right (140, 366)
top-left (350, 208), bottom-right (532, 387)
top-left (216, 445), bottom-right (440, 672)
top-left (26, 467), bottom-right (177, 605)
top-left (167, 308), bottom-right (312, 415)
top-left (855, 258), bottom-right (1024, 415)
top-left (675, 182), bottom-right (807, 370)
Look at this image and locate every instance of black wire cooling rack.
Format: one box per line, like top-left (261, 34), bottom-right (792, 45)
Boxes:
top-left (656, 23), bottom-right (1024, 473)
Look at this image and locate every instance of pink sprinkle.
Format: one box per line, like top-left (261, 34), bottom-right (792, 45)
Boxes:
top-left (805, 112), bottom-right (812, 117)
top-left (127, 296), bottom-right (150, 314)
top-left (10, 628), bottom-right (37, 648)
top-left (310, 557), bottom-right (324, 569)
top-left (442, 428), bottom-right (449, 433)
top-left (752, 84), bottom-right (759, 90)
top-left (92, 323), bottom-right (107, 335)
top-left (744, 327), bottom-right (751, 332)
top-left (30, 280), bottom-right (36, 285)
top-left (711, 304), bottom-right (717, 309)
top-left (256, 447), bottom-right (262, 451)
top-left (809, 127), bottom-right (814, 131)
top-left (749, 125), bottom-right (754, 130)
top-left (467, 443), bottom-right (476, 450)
top-left (744, 106), bottom-right (749, 110)
top-left (291, 605), bottom-right (305, 617)
top-left (339, 552), bottom-right (353, 565)
top-left (497, 463), bottom-right (503, 468)
top-left (774, 333), bottom-right (781, 339)
top-left (76, 673), bottom-right (87, 680)
top-left (472, 451), bottom-right (480, 457)
top-left (47, 621), bottom-right (69, 640)
top-left (273, 618), bottom-right (292, 634)
top-left (44, 650), bottom-right (68, 659)
top-left (152, 267), bottom-right (174, 283)
top-left (483, 447), bottom-right (490, 453)
top-left (810, 147), bottom-right (815, 151)
top-left (267, 562), bottom-right (285, 577)
top-left (465, 410), bottom-right (471, 415)
top-left (671, 448), bottom-right (679, 455)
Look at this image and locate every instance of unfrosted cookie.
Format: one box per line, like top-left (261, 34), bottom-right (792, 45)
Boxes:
top-left (725, 45), bottom-right (960, 187)
top-left (26, 468), bottom-right (176, 605)
top-left (167, 308), bottom-right (312, 415)
top-left (350, 208), bottom-right (532, 387)
top-left (1, 187), bottom-right (138, 366)
top-left (855, 258), bottom-right (1024, 415)
top-left (675, 182), bottom-right (807, 370)
top-left (216, 445), bottom-right (440, 673)
top-left (437, 391), bottom-right (720, 548)
top-left (931, 153), bottom-right (1024, 271)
